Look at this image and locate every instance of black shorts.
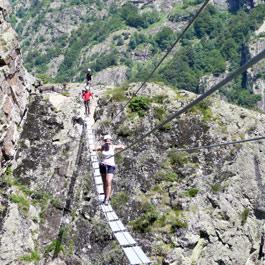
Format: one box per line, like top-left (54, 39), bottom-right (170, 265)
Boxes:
top-left (99, 163), bottom-right (116, 174)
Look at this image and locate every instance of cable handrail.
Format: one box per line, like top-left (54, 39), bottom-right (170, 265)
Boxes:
top-left (109, 49), bottom-right (265, 158)
top-left (112, 0), bottom-right (210, 120)
top-left (175, 135), bottom-right (265, 152)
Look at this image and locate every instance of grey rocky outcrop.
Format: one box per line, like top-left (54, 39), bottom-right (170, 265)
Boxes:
top-left (0, 0), bottom-right (36, 174)
top-left (0, 83), bottom-right (127, 264)
top-left (94, 82), bottom-right (265, 264)
top-left (93, 65), bottom-right (128, 87)
top-left (249, 22), bottom-right (265, 111)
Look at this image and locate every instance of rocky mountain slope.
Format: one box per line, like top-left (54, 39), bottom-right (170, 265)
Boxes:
top-left (8, 0), bottom-right (265, 111)
top-left (2, 78), bottom-right (265, 264)
top-left (1, 0), bottom-right (265, 265)
top-left (0, 82), bottom-right (131, 265)
top-left (0, 0), bottom-right (36, 175)
top-left (94, 83), bottom-right (265, 264)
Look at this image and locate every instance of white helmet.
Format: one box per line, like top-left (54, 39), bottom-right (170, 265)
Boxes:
top-left (87, 68), bottom-right (91, 72)
top-left (103, 134), bottom-right (112, 141)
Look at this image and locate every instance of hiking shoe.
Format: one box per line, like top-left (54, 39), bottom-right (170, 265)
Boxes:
top-left (104, 199), bottom-right (109, 206)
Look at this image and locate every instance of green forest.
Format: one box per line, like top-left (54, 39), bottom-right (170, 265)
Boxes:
top-left (10, 1), bottom-right (265, 108)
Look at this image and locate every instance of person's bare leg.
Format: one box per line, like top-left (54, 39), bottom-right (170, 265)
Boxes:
top-left (101, 173), bottom-right (107, 201)
top-left (105, 173), bottom-right (113, 201)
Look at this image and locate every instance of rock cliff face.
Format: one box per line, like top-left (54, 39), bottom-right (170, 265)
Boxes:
top-left (249, 21), bottom-right (265, 111)
top-left (1, 0), bottom-right (265, 264)
top-left (0, 0), bottom-right (35, 175)
top-left (94, 83), bottom-right (265, 264)
top-left (227, 0), bottom-right (263, 11)
top-left (0, 79), bottom-right (128, 264)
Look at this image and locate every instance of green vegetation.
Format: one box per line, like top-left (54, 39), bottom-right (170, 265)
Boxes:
top-left (128, 96), bottom-right (151, 117)
top-left (152, 241), bottom-right (173, 257)
top-left (189, 99), bottom-right (213, 121)
top-left (154, 27), bottom-right (176, 50)
top-left (3, 166), bottom-right (13, 178)
top-left (129, 33), bottom-right (149, 50)
top-left (223, 80), bottom-right (262, 108)
top-left (168, 150), bottom-right (190, 167)
top-left (45, 227), bottom-right (70, 256)
top-left (35, 74), bottom-right (55, 84)
top-left (152, 95), bottom-right (168, 104)
top-left (168, 3), bottom-right (193, 22)
top-left (241, 208), bottom-right (250, 225)
top-left (45, 239), bottom-right (64, 256)
top-left (13, 1), bottom-right (265, 108)
top-left (61, 91), bottom-right (70, 97)
top-left (184, 188), bottom-right (199, 197)
top-left (153, 106), bottom-right (166, 121)
top-left (117, 126), bottom-right (132, 137)
top-left (106, 86), bottom-right (128, 101)
top-left (159, 122), bottom-right (172, 131)
top-left (130, 203), bottom-right (159, 233)
top-left (211, 183), bottom-right (222, 193)
top-left (156, 5), bottom-right (265, 108)
top-left (2, 169), bottom-right (58, 224)
top-left (119, 3), bottom-right (160, 29)
top-left (10, 193), bottom-right (30, 216)
top-left (91, 50), bottom-right (119, 72)
top-left (153, 209), bottom-right (188, 232)
top-left (20, 250), bottom-right (40, 263)
top-left (111, 192), bottom-right (129, 209)
top-left (155, 170), bottom-right (178, 182)
top-left (130, 201), bottom-right (188, 233)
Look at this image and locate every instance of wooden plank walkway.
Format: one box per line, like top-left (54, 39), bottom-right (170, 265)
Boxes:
top-left (86, 123), bottom-right (151, 265)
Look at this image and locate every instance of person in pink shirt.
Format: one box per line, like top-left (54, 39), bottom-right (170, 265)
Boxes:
top-left (82, 89), bottom-right (93, 115)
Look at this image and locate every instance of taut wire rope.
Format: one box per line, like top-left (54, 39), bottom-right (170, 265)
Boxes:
top-left (112, 0), bottom-right (211, 120)
top-left (110, 49), bottom-right (265, 158)
top-left (175, 135), bottom-right (265, 152)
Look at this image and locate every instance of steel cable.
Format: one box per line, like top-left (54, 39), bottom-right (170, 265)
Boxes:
top-left (110, 49), bottom-right (265, 157)
top-left (112, 0), bottom-right (211, 120)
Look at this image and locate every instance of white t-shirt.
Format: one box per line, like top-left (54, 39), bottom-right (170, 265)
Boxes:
top-left (102, 144), bottom-right (115, 166)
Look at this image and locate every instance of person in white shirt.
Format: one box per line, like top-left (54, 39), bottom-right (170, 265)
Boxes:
top-left (94, 135), bottom-right (125, 205)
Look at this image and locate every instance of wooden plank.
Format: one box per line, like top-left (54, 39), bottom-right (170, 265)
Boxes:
top-left (109, 220), bottom-right (126, 232)
top-left (123, 247), bottom-right (143, 265)
top-left (114, 232), bottom-right (136, 246)
top-left (89, 145), bottom-right (95, 150)
top-left (94, 176), bottom-right (102, 185)
top-left (92, 162), bottom-right (99, 169)
top-left (122, 232), bottom-right (137, 245)
top-left (132, 246), bottom-right (151, 264)
top-left (101, 204), bottom-right (113, 213)
top-left (94, 169), bottom-right (100, 176)
top-left (115, 232), bottom-right (129, 246)
top-left (91, 156), bottom-right (98, 162)
top-left (106, 211), bottom-right (119, 221)
top-left (96, 184), bottom-right (104, 194)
